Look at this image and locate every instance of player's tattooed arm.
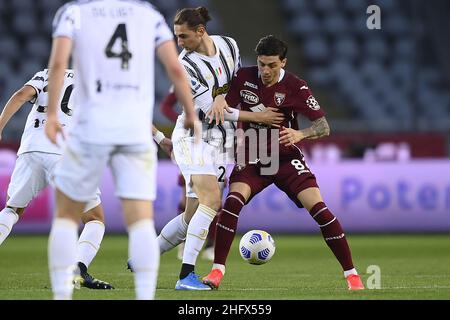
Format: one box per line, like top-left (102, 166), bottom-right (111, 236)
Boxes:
top-left (279, 116), bottom-right (330, 146)
top-left (301, 116), bottom-right (330, 140)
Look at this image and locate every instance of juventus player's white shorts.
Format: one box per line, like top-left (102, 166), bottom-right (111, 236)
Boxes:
top-left (54, 137), bottom-right (157, 202)
top-left (172, 128), bottom-right (233, 198)
top-left (7, 152), bottom-right (101, 211)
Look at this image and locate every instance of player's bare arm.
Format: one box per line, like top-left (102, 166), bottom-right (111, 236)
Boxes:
top-left (242, 107), bottom-right (285, 127)
top-left (46, 36), bottom-right (72, 145)
top-left (215, 102), bottom-right (285, 127)
top-left (0, 86), bottom-right (36, 140)
top-left (152, 125), bottom-right (173, 156)
top-left (279, 116), bottom-right (330, 146)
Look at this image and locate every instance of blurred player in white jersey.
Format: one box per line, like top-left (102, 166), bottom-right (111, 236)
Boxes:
top-left (0, 69), bottom-right (113, 290)
top-left (45, 0), bottom-right (197, 300)
top-left (156, 7), bottom-right (284, 290)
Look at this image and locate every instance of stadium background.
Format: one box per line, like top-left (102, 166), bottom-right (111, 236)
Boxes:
top-left (0, 0), bottom-right (449, 234)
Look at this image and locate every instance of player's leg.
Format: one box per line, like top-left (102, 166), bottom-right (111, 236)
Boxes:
top-left (113, 144), bottom-right (159, 300)
top-left (201, 214), bottom-right (217, 261)
top-left (201, 181), bottom-right (250, 289)
top-left (275, 153), bottom-right (364, 290)
top-left (49, 189), bottom-right (86, 299)
top-left (157, 196), bottom-right (197, 254)
top-left (203, 165), bottom-right (271, 289)
top-left (175, 173), bottom-right (220, 290)
top-left (296, 187), bottom-right (364, 290)
top-left (122, 199), bottom-right (158, 299)
top-left (78, 201), bottom-right (104, 268)
top-left (74, 200), bottom-right (114, 290)
top-left (0, 203), bottom-right (22, 245)
top-left (202, 175), bottom-right (228, 262)
top-left (0, 153), bottom-right (47, 244)
top-left (49, 141), bottom-right (108, 299)
top-left (177, 179), bottom-right (187, 260)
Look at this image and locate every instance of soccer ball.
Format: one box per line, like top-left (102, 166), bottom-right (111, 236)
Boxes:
top-left (239, 230), bottom-right (276, 265)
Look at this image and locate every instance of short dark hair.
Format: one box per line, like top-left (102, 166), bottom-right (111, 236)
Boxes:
top-left (174, 7), bottom-right (211, 30)
top-left (255, 35), bottom-right (288, 60)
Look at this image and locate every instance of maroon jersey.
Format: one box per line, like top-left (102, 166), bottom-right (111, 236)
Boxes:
top-left (226, 66), bottom-right (325, 160)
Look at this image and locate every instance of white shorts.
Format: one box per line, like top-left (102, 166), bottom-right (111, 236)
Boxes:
top-left (7, 152), bottom-right (101, 212)
top-left (54, 137), bottom-right (157, 202)
top-left (172, 128), bottom-right (233, 198)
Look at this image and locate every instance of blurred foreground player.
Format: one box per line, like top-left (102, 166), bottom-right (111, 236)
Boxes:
top-left (0, 69), bottom-right (113, 289)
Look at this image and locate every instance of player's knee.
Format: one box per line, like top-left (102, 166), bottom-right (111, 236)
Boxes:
top-left (7, 206), bottom-right (25, 216)
top-left (198, 190), bottom-right (221, 211)
top-left (82, 207), bottom-right (104, 224)
top-left (205, 198), bottom-right (222, 212)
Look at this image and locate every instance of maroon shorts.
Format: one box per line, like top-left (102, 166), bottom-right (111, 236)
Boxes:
top-left (229, 153), bottom-right (318, 208)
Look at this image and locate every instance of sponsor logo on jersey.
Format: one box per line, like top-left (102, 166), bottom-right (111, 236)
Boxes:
top-left (244, 81), bottom-right (258, 89)
top-left (306, 95), bottom-right (320, 110)
top-left (240, 90), bottom-right (259, 104)
top-left (274, 92), bottom-right (286, 106)
top-left (300, 85), bottom-right (309, 90)
top-left (212, 83), bottom-right (230, 98)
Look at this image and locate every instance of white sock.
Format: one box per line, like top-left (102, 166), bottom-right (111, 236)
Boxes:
top-left (48, 218), bottom-right (78, 300)
top-left (76, 220), bottom-right (105, 268)
top-left (157, 213), bottom-right (188, 254)
top-left (212, 263), bottom-right (226, 275)
top-left (344, 268), bottom-right (358, 278)
top-left (128, 219), bottom-right (159, 300)
top-left (0, 208), bottom-right (19, 245)
top-left (183, 204), bottom-right (216, 266)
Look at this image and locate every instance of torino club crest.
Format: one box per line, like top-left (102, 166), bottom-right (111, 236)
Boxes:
top-left (274, 92), bottom-right (285, 106)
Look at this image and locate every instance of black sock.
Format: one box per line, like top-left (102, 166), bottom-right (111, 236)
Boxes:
top-left (179, 263), bottom-right (194, 279)
top-left (78, 262), bottom-right (87, 274)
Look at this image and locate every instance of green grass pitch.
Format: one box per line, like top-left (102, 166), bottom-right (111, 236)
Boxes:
top-left (1, 234), bottom-right (449, 300)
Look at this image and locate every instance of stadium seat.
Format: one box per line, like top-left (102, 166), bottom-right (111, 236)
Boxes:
top-left (26, 37), bottom-right (51, 62)
top-left (8, 0), bottom-right (35, 12)
top-left (313, 0), bottom-right (336, 13)
top-left (384, 14), bottom-right (410, 36)
top-left (364, 36), bottom-right (389, 61)
top-left (309, 67), bottom-right (333, 87)
top-left (393, 38), bottom-right (415, 60)
top-left (323, 13), bottom-right (349, 35)
top-left (38, 0), bottom-right (65, 13)
top-left (302, 36), bottom-right (329, 63)
top-left (290, 14), bottom-right (321, 37)
top-left (12, 13), bottom-right (39, 36)
top-left (0, 38), bottom-right (19, 61)
top-left (281, 0), bottom-right (309, 16)
top-left (333, 37), bottom-right (359, 61)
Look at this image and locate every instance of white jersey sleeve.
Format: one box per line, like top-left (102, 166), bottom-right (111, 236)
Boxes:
top-left (52, 3), bottom-right (78, 39)
top-left (154, 16), bottom-right (174, 48)
top-left (24, 71), bottom-right (46, 104)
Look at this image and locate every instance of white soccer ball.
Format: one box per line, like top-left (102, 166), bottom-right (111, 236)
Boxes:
top-left (239, 230), bottom-right (276, 265)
